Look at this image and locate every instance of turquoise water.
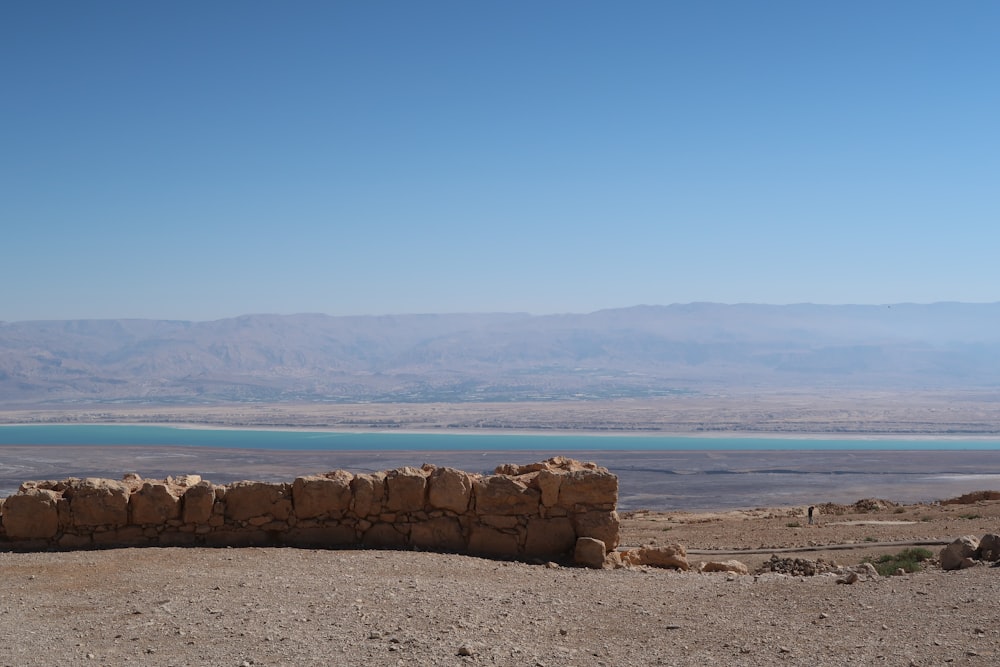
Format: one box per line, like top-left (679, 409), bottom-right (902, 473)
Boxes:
top-left (1, 424), bottom-right (999, 451)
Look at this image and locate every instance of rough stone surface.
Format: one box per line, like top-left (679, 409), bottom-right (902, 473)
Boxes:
top-left (976, 533), bottom-right (1000, 562)
top-left (474, 476), bottom-right (540, 515)
top-left (621, 544), bottom-right (690, 570)
top-left (129, 482), bottom-right (180, 525)
top-left (181, 483), bottom-right (215, 524)
top-left (0, 459), bottom-right (619, 562)
top-left (383, 466), bottom-right (427, 512)
top-left (426, 467), bottom-right (473, 514)
top-left (225, 482), bottom-right (291, 522)
top-left (65, 478), bottom-right (129, 528)
top-left (2, 488), bottom-right (60, 539)
top-left (940, 535), bottom-right (981, 570)
top-left (292, 472), bottom-right (353, 519)
top-left (573, 536), bottom-right (608, 568)
top-left (700, 559), bottom-right (750, 575)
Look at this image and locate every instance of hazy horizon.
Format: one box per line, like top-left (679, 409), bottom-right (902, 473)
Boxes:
top-left (5, 299), bottom-right (1000, 325)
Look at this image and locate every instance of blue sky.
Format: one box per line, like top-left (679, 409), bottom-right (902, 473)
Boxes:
top-left (3, 1), bottom-right (998, 321)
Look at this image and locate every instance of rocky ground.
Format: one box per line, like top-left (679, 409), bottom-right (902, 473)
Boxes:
top-left (2, 497), bottom-right (1000, 666)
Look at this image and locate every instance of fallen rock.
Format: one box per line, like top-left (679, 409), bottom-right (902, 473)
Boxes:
top-left (574, 537), bottom-right (607, 569)
top-left (620, 544), bottom-right (689, 570)
top-left (976, 533), bottom-right (1000, 562)
top-left (700, 559), bottom-right (749, 575)
top-left (940, 535), bottom-right (981, 571)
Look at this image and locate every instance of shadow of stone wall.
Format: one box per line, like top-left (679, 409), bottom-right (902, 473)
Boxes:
top-left (0, 457), bottom-right (618, 562)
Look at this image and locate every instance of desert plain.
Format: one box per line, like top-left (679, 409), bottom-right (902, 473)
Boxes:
top-left (2, 493), bottom-right (1000, 665)
top-left (2, 396), bottom-right (1000, 665)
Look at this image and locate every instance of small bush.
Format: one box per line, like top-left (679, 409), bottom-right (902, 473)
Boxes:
top-left (865, 547), bottom-right (934, 576)
top-left (959, 513), bottom-right (982, 520)
top-left (786, 521), bottom-right (801, 528)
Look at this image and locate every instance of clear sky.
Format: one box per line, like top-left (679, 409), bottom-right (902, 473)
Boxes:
top-left (2, 1), bottom-right (998, 321)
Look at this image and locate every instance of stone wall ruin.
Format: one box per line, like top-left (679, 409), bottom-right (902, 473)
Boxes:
top-left (0, 458), bottom-right (619, 563)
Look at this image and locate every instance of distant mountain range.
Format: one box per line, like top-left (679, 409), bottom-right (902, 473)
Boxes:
top-left (2, 303), bottom-right (999, 406)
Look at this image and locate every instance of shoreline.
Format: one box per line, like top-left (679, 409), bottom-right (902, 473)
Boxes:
top-left (3, 420), bottom-right (1000, 441)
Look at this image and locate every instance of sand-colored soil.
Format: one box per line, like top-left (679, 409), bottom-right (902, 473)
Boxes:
top-left (3, 497), bottom-right (999, 666)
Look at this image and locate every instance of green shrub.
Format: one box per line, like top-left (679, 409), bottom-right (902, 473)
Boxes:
top-left (865, 547), bottom-right (934, 576)
top-left (959, 513), bottom-right (982, 520)
top-left (786, 521), bottom-right (801, 528)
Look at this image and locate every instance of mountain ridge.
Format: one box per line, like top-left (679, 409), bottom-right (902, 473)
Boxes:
top-left (2, 303), bottom-right (999, 406)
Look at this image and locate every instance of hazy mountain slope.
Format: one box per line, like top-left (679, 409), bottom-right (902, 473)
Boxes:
top-left (1, 303), bottom-right (999, 405)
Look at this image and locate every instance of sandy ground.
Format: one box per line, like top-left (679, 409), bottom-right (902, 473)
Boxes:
top-left (3, 498), bottom-right (1000, 666)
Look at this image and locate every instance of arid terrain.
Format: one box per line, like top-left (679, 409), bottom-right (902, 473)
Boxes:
top-left (4, 391), bottom-right (1000, 434)
top-left (3, 496), bottom-right (999, 666)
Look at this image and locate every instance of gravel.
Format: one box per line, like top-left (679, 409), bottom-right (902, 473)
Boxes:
top-left (3, 544), bottom-right (1000, 666)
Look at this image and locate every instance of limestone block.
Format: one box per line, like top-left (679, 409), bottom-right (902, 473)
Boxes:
top-left (58, 533), bottom-right (92, 549)
top-left (474, 476), bottom-right (540, 516)
top-left (292, 472), bottom-right (353, 519)
top-left (224, 482), bottom-right (292, 522)
top-left (282, 524), bottom-right (358, 548)
top-left (940, 535), bottom-right (981, 570)
top-left (204, 529), bottom-right (272, 548)
top-left (2, 488), bottom-right (60, 540)
top-left (129, 482), bottom-right (180, 525)
top-left (182, 483), bottom-right (215, 524)
top-left (427, 467), bottom-right (472, 514)
top-left (66, 478), bottom-right (130, 528)
top-left (384, 467), bottom-right (427, 512)
top-left (556, 468), bottom-right (618, 509)
top-left (93, 525), bottom-right (146, 546)
top-left (351, 472), bottom-right (385, 517)
top-left (157, 532), bottom-right (199, 547)
top-left (571, 510), bottom-right (620, 551)
top-left (468, 525), bottom-right (520, 558)
top-left (531, 469), bottom-right (562, 507)
top-left (573, 537), bottom-right (608, 569)
top-left (480, 514), bottom-right (520, 530)
top-left (409, 516), bottom-right (466, 552)
top-left (524, 517), bottom-right (576, 558)
top-left (362, 523), bottom-right (407, 549)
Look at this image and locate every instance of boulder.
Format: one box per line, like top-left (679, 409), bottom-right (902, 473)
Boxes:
top-left (976, 533), bottom-right (1000, 562)
top-left (2, 488), bottom-right (60, 539)
top-left (65, 478), bottom-right (130, 528)
top-left (621, 544), bottom-right (689, 570)
top-left (701, 559), bottom-right (749, 575)
top-left (292, 471), bottom-right (353, 519)
top-left (574, 537), bottom-right (608, 569)
top-left (940, 535), bottom-right (981, 571)
top-left (384, 467), bottom-right (426, 513)
top-left (427, 467), bottom-right (473, 514)
top-left (129, 482), bottom-right (180, 525)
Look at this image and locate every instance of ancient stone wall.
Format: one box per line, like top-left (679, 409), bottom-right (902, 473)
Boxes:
top-left (0, 458), bottom-right (619, 563)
